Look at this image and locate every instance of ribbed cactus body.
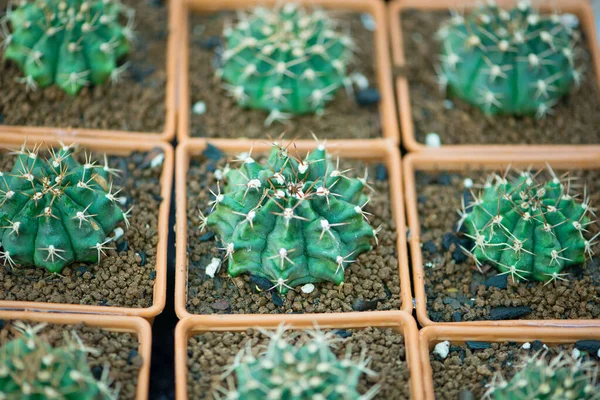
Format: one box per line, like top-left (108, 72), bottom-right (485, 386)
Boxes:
top-left (0, 142), bottom-right (128, 273)
top-left (217, 3), bottom-right (354, 123)
top-left (438, 0), bottom-right (578, 117)
top-left (460, 168), bottom-right (591, 282)
top-left (4, 0), bottom-right (134, 95)
top-left (204, 142), bottom-right (376, 294)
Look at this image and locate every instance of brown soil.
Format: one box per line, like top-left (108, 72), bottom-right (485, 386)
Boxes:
top-left (0, 319), bottom-right (142, 400)
top-left (0, 0), bottom-right (167, 134)
top-left (416, 169), bottom-right (600, 323)
top-left (185, 149), bottom-right (401, 315)
top-left (187, 11), bottom-right (381, 139)
top-left (399, 10), bottom-right (600, 146)
top-left (0, 147), bottom-right (164, 308)
top-left (430, 340), bottom-right (600, 399)
top-left (187, 327), bottom-right (410, 400)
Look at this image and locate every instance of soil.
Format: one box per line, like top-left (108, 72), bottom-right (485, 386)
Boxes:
top-left (0, 319), bottom-right (143, 400)
top-left (187, 327), bottom-right (410, 400)
top-left (398, 10), bottom-right (600, 146)
top-left (187, 11), bottom-right (381, 139)
top-left (430, 340), bottom-right (600, 399)
top-left (416, 169), bottom-right (600, 323)
top-left (0, 146), bottom-right (164, 308)
top-left (185, 148), bottom-right (401, 315)
top-left (0, 0), bottom-right (167, 134)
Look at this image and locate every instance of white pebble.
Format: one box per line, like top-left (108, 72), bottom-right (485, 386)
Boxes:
top-left (205, 257), bottom-right (222, 278)
top-left (433, 340), bottom-right (450, 359)
top-left (351, 72), bottom-right (369, 90)
top-left (463, 178), bottom-right (474, 189)
top-left (112, 227), bottom-right (124, 241)
top-left (560, 13), bottom-right (579, 29)
top-left (301, 283), bottom-right (315, 293)
top-left (192, 101), bottom-right (207, 115)
top-left (443, 99), bottom-right (454, 110)
top-left (425, 132), bottom-right (441, 148)
top-left (360, 13), bottom-right (376, 31)
top-left (572, 348), bottom-right (581, 359)
top-left (522, 342), bottom-right (531, 349)
top-left (150, 153), bottom-right (164, 168)
top-left (597, 348), bottom-right (600, 358)
top-left (118, 197), bottom-right (128, 206)
top-left (214, 169), bottom-right (224, 181)
top-left (543, 344), bottom-right (549, 350)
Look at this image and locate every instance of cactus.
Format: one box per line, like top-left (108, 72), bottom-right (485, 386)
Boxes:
top-left (0, 141), bottom-right (130, 274)
top-left (484, 351), bottom-right (600, 399)
top-left (437, 0), bottom-right (579, 118)
top-left (216, 325), bottom-right (379, 400)
top-left (199, 139), bottom-right (378, 294)
top-left (458, 166), bottom-right (595, 283)
top-left (0, 322), bottom-right (118, 399)
top-left (2, 0), bottom-right (135, 95)
top-left (216, 3), bottom-right (355, 126)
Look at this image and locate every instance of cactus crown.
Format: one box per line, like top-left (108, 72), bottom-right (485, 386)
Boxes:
top-left (0, 322), bottom-right (118, 400)
top-left (200, 139), bottom-right (378, 294)
top-left (0, 141), bottom-right (130, 274)
top-left (217, 325), bottom-right (379, 400)
top-left (216, 3), bottom-right (355, 126)
top-left (2, 0), bottom-right (134, 95)
top-left (437, 0), bottom-right (579, 118)
top-left (458, 166), bottom-right (595, 283)
top-left (485, 350), bottom-right (600, 400)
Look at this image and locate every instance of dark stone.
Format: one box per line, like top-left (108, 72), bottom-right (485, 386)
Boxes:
top-left (575, 340), bottom-right (600, 354)
top-left (199, 231), bottom-right (215, 241)
top-left (129, 63), bottom-right (156, 83)
top-left (149, 271), bottom-right (156, 280)
top-left (0, 320), bottom-right (5, 330)
top-left (422, 240), bottom-right (437, 254)
top-left (462, 190), bottom-right (474, 208)
top-left (355, 88), bottom-right (381, 106)
top-left (485, 274), bottom-right (508, 289)
top-left (531, 340), bottom-right (544, 351)
top-left (211, 299), bottom-right (230, 311)
top-left (451, 247), bottom-right (468, 263)
top-left (334, 329), bottom-right (353, 338)
top-left (202, 35), bottom-right (222, 50)
top-left (459, 390), bottom-right (475, 400)
top-left (138, 251), bottom-right (147, 266)
top-left (443, 297), bottom-right (462, 310)
top-left (466, 341), bottom-right (491, 350)
top-left (442, 232), bottom-right (458, 250)
top-left (75, 266), bottom-right (88, 276)
top-left (91, 365), bottom-right (103, 380)
top-left (127, 349), bottom-right (139, 364)
top-left (489, 306), bottom-right (532, 320)
top-left (352, 298), bottom-right (380, 311)
top-left (212, 51), bottom-right (223, 69)
top-left (375, 164), bottom-right (388, 181)
top-left (418, 195), bottom-right (427, 204)
top-left (0, 114), bottom-right (3, 123)
top-left (117, 240), bottom-right (128, 252)
top-left (271, 292), bottom-right (284, 307)
top-left (452, 312), bottom-right (462, 322)
top-left (250, 275), bottom-right (272, 291)
top-left (438, 173), bottom-right (452, 186)
top-left (202, 143), bottom-right (224, 162)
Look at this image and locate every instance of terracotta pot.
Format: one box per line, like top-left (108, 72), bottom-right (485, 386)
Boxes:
top-left (175, 311), bottom-right (423, 400)
top-left (420, 325), bottom-right (600, 400)
top-left (0, 0), bottom-right (179, 142)
top-left (177, 0), bottom-right (399, 144)
top-left (403, 151), bottom-right (600, 327)
top-left (174, 138), bottom-right (412, 321)
top-left (0, 135), bottom-right (173, 321)
top-left (0, 310), bottom-right (152, 400)
top-left (389, 0), bottom-right (600, 153)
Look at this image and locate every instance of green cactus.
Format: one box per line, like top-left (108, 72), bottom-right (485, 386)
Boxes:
top-left (217, 325), bottom-right (379, 400)
top-left (199, 140), bottom-right (378, 294)
top-left (216, 3), bottom-right (355, 125)
top-left (0, 322), bottom-right (118, 399)
top-left (0, 142), bottom-right (130, 273)
top-left (2, 0), bottom-right (134, 95)
top-left (485, 351), bottom-right (600, 400)
top-left (437, 0), bottom-right (579, 118)
top-left (458, 167), bottom-right (594, 282)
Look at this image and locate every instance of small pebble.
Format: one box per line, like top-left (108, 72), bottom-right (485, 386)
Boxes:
top-left (522, 342), bottom-right (531, 350)
top-left (422, 240), bottom-right (437, 253)
top-left (112, 227), bottom-right (125, 241)
top-left (452, 311), bottom-right (462, 322)
top-left (466, 341), bottom-right (491, 350)
top-left (489, 306), bottom-right (532, 320)
top-left (192, 101), bottom-right (207, 115)
top-left (560, 13), bottom-right (579, 29)
top-left (301, 283), bottom-right (315, 294)
top-left (463, 178), bottom-right (473, 188)
top-left (214, 169), bottom-right (224, 180)
top-left (575, 340), bottom-right (600, 355)
top-left (202, 144), bottom-right (224, 162)
top-left (443, 99), bottom-right (454, 110)
top-left (531, 340), bottom-right (544, 351)
top-left (459, 390), bottom-right (474, 400)
top-left (205, 257), bottom-right (221, 278)
top-left (352, 298), bottom-right (380, 311)
top-left (572, 348), bottom-right (581, 359)
top-left (434, 341), bottom-right (450, 359)
top-left (425, 133), bottom-right (441, 148)
top-left (360, 13), bottom-right (376, 31)
top-left (150, 153), bottom-right (164, 168)
top-left (271, 292), bottom-right (284, 307)
top-left (351, 72), bottom-right (369, 90)
top-left (355, 88), bottom-right (380, 106)
top-left (484, 274), bottom-right (508, 290)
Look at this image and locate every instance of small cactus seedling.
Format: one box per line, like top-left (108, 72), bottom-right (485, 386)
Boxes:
top-left (216, 325), bottom-right (379, 400)
top-left (437, 0), bottom-right (580, 118)
top-left (484, 350), bottom-right (600, 399)
top-left (0, 142), bottom-right (130, 273)
top-left (216, 3), bottom-right (355, 126)
top-left (458, 166), bottom-right (596, 283)
top-left (200, 139), bottom-right (378, 294)
top-left (2, 0), bottom-right (135, 95)
top-left (0, 322), bottom-right (118, 399)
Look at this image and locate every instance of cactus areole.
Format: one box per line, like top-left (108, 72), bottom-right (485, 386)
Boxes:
top-left (0, 142), bottom-right (129, 273)
top-left (3, 0), bottom-right (134, 95)
top-left (459, 167), bottom-right (593, 283)
top-left (217, 3), bottom-right (355, 125)
top-left (202, 141), bottom-right (378, 294)
top-left (437, 0), bottom-right (579, 118)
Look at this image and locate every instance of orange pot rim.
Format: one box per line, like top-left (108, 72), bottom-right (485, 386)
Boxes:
top-left (0, 135), bottom-right (173, 321)
top-left (177, 0), bottom-right (399, 144)
top-left (388, 0), bottom-right (600, 153)
top-left (0, 0), bottom-right (179, 142)
top-left (174, 138), bottom-right (413, 321)
top-left (419, 324), bottom-right (600, 400)
top-left (0, 310), bottom-right (152, 400)
top-left (175, 311), bottom-right (423, 400)
top-left (403, 151), bottom-right (600, 328)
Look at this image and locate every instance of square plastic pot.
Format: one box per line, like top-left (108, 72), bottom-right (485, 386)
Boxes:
top-left (175, 311), bottom-right (423, 400)
top-left (0, 136), bottom-right (173, 322)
